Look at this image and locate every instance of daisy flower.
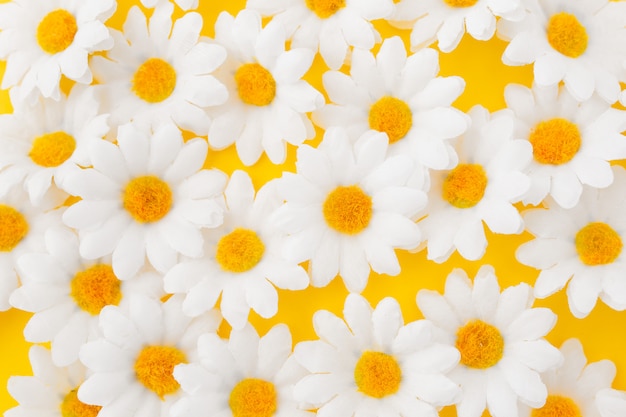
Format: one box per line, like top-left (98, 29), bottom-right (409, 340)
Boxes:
top-left (0, 0), bottom-right (115, 103)
top-left (419, 105), bottom-right (531, 263)
top-left (164, 170), bottom-right (309, 330)
top-left (77, 295), bottom-right (221, 417)
top-left (91, 3), bottom-right (228, 135)
top-left (500, 0), bottom-right (626, 103)
top-left (246, 0), bottom-right (394, 70)
top-left (59, 122), bottom-right (227, 280)
top-left (172, 324), bottom-right (312, 417)
top-left (597, 388), bottom-right (626, 417)
top-left (208, 10), bottom-right (324, 166)
top-left (416, 265), bottom-right (563, 417)
top-left (293, 294), bottom-right (461, 416)
top-left (273, 127), bottom-right (425, 293)
top-left (505, 83), bottom-right (626, 209)
top-left (516, 165), bottom-right (626, 318)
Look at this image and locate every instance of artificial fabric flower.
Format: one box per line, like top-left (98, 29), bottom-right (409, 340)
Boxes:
top-left (60, 122), bottom-right (227, 280)
top-left (416, 265), bottom-right (563, 417)
top-left (208, 10), bottom-right (323, 166)
top-left (596, 388), bottom-right (626, 417)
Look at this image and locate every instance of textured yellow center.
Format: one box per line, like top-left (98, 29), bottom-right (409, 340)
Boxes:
top-left (369, 97), bottom-right (413, 144)
top-left (134, 345), bottom-right (186, 399)
top-left (0, 205), bottom-right (29, 252)
top-left (215, 228), bottom-right (265, 273)
top-left (354, 351), bottom-right (402, 398)
top-left (456, 320), bottom-right (504, 369)
top-left (531, 395), bottom-right (582, 417)
top-left (442, 164), bottom-right (488, 209)
top-left (30, 131), bottom-right (76, 168)
top-left (323, 185), bottom-right (373, 235)
top-left (305, 0), bottom-right (346, 18)
top-left (71, 264), bottom-right (121, 315)
top-left (547, 13), bottom-right (588, 58)
top-left (60, 389), bottom-right (102, 417)
top-left (37, 9), bottom-right (77, 54)
top-left (235, 63), bottom-right (276, 106)
top-left (132, 58), bottom-right (177, 103)
top-left (575, 222), bottom-right (622, 266)
top-left (443, 0), bottom-right (478, 7)
top-left (229, 378), bottom-right (277, 417)
top-left (529, 118), bottom-right (581, 165)
top-left (123, 176), bottom-right (173, 223)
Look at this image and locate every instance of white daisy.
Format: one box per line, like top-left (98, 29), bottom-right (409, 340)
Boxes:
top-left (272, 127), bottom-right (425, 293)
top-left (208, 10), bottom-right (324, 166)
top-left (500, 0), bottom-right (626, 103)
top-left (419, 105), bottom-right (531, 263)
top-left (505, 83), bottom-right (626, 209)
top-left (59, 122), bottom-right (227, 280)
top-left (172, 324), bottom-right (312, 417)
top-left (293, 294), bottom-right (461, 417)
top-left (416, 265), bottom-right (563, 417)
top-left (77, 295), bottom-right (221, 417)
top-left (91, 3), bottom-right (228, 135)
top-left (516, 165), bottom-right (626, 319)
top-left (0, 0), bottom-right (115, 103)
top-left (597, 388), bottom-right (626, 417)
top-left (164, 170), bottom-right (309, 330)
top-left (246, 0), bottom-right (394, 70)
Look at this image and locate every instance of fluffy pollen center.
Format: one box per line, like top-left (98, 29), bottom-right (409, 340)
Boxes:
top-left (134, 345), bottom-right (186, 399)
top-left (531, 395), bottom-right (582, 417)
top-left (547, 12), bottom-right (588, 58)
top-left (60, 388), bottom-right (102, 417)
top-left (456, 320), bottom-right (504, 369)
top-left (132, 58), bottom-right (177, 103)
top-left (215, 228), bottom-right (265, 273)
top-left (442, 164), bottom-right (488, 209)
top-left (229, 378), bottom-right (277, 417)
top-left (71, 264), bottom-right (122, 315)
top-left (529, 118), bottom-right (581, 165)
top-left (575, 222), bottom-right (623, 266)
top-left (235, 63), bottom-right (276, 106)
top-left (354, 351), bottom-right (402, 398)
top-left (30, 131), bottom-right (76, 168)
top-left (323, 185), bottom-right (373, 235)
top-left (443, 0), bottom-right (478, 7)
top-left (37, 9), bottom-right (77, 54)
top-left (369, 96), bottom-right (413, 144)
top-left (123, 176), bottom-right (173, 223)
top-left (0, 205), bottom-right (29, 252)
top-left (305, 0), bottom-right (346, 18)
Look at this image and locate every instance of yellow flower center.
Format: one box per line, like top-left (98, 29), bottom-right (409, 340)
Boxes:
top-left (29, 131), bottom-right (76, 168)
top-left (442, 164), bottom-right (488, 209)
top-left (132, 58), bottom-right (177, 103)
top-left (0, 205), bottom-right (29, 252)
top-left (456, 320), bottom-right (504, 369)
top-left (531, 395), bottom-right (582, 417)
top-left (60, 388), bottom-right (102, 417)
top-left (369, 97), bottom-right (413, 144)
top-left (235, 63), bottom-right (276, 107)
top-left (323, 185), bottom-right (373, 235)
top-left (529, 118), bottom-right (581, 165)
top-left (215, 228), bottom-right (265, 273)
top-left (134, 345), bottom-right (186, 399)
top-left (123, 176), bottom-right (173, 223)
top-left (70, 264), bottom-right (122, 315)
top-left (354, 351), bottom-right (402, 398)
top-left (229, 378), bottom-right (277, 417)
top-left (575, 222), bottom-right (622, 266)
top-left (547, 13), bottom-right (588, 58)
top-left (443, 0), bottom-right (478, 7)
top-left (37, 9), bottom-right (77, 54)
top-left (305, 0), bottom-right (346, 18)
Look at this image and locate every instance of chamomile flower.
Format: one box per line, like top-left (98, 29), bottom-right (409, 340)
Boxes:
top-left (0, 0), bottom-right (115, 103)
top-left (273, 128), bottom-right (425, 293)
top-left (505, 83), bottom-right (626, 209)
top-left (78, 295), bottom-right (221, 417)
top-left (416, 266), bottom-right (563, 417)
top-left (516, 165), bottom-right (626, 318)
top-left (500, 0), bottom-right (626, 103)
top-left (597, 388), bottom-right (626, 417)
top-left (208, 10), bottom-right (324, 166)
top-left (246, 0), bottom-right (394, 70)
top-left (419, 106), bottom-right (531, 263)
top-left (293, 294), bottom-right (461, 416)
top-left (91, 3), bottom-right (228, 135)
top-left (59, 122), bottom-right (227, 280)
top-left (164, 170), bottom-right (309, 330)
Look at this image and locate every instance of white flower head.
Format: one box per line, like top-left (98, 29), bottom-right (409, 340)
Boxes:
top-left (417, 265), bottom-right (564, 417)
top-left (597, 388), bottom-right (626, 417)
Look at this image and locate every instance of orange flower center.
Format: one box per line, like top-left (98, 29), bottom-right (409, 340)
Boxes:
top-left (0, 205), bottom-right (29, 252)
top-left (456, 320), bottom-right (504, 369)
top-left (123, 176), bottom-right (173, 223)
top-left (60, 388), bottom-right (102, 417)
top-left (71, 264), bottom-right (122, 315)
top-left (354, 351), bottom-right (402, 398)
top-left (37, 9), bottom-right (77, 54)
top-left (369, 97), bottom-right (413, 144)
top-left (547, 12), bottom-right (588, 58)
top-left (442, 164), bottom-right (488, 209)
top-left (305, 0), bottom-right (346, 18)
top-left (529, 118), bottom-right (581, 165)
top-left (235, 63), bottom-right (276, 106)
top-left (30, 131), bottom-right (76, 167)
top-left (134, 345), bottom-right (186, 399)
top-left (531, 395), bottom-right (582, 417)
top-left (132, 58), bottom-right (177, 103)
top-left (323, 185), bottom-right (373, 234)
top-left (575, 222), bottom-right (622, 266)
top-left (229, 378), bottom-right (277, 417)
top-left (215, 228), bottom-right (265, 273)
